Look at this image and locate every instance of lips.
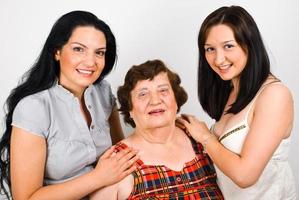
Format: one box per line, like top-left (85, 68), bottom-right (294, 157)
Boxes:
top-left (218, 64), bottom-right (232, 70)
top-left (148, 108), bottom-right (165, 115)
top-left (76, 69), bottom-right (94, 75)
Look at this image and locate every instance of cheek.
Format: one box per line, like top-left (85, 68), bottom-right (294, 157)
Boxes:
top-left (166, 97), bottom-right (178, 111)
top-left (205, 55), bottom-right (218, 71)
top-left (60, 55), bottom-right (79, 68)
top-left (130, 103), bottom-right (145, 119)
top-left (205, 53), bottom-right (213, 64)
top-left (96, 57), bottom-right (105, 66)
top-left (236, 54), bottom-right (247, 70)
top-left (95, 59), bottom-right (106, 72)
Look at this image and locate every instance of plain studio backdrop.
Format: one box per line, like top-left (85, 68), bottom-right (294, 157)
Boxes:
top-left (0, 0), bottom-right (298, 197)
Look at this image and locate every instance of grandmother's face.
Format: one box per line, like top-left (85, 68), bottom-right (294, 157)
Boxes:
top-left (130, 72), bottom-right (178, 130)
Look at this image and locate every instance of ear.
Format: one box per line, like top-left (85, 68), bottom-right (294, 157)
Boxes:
top-left (129, 111), bottom-right (134, 120)
top-left (55, 50), bottom-right (60, 61)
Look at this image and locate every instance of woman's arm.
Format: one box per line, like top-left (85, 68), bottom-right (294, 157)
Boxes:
top-left (109, 105), bottom-right (125, 145)
top-left (90, 174), bottom-right (134, 200)
top-left (178, 84), bottom-right (293, 188)
top-left (89, 183), bottom-right (118, 200)
top-left (10, 126), bottom-right (138, 200)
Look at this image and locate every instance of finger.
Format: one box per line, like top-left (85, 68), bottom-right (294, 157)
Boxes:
top-left (100, 146), bottom-right (115, 160)
top-left (120, 152), bottom-right (140, 171)
top-left (118, 149), bottom-right (139, 164)
top-left (176, 116), bottom-right (188, 125)
top-left (181, 114), bottom-right (196, 123)
top-left (122, 164), bottom-right (137, 177)
top-left (177, 117), bottom-right (192, 129)
top-left (183, 114), bottom-right (201, 125)
top-left (175, 120), bottom-right (186, 130)
top-left (114, 147), bottom-right (135, 161)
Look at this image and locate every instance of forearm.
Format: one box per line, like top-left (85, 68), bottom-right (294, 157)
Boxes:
top-left (204, 137), bottom-right (258, 187)
top-left (90, 184), bottom-right (118, 200)
top-left (27, 170), bottom-right (103, 200)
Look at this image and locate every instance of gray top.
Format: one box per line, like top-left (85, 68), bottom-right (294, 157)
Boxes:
top-left (12, 80), bottom-right (116, 185)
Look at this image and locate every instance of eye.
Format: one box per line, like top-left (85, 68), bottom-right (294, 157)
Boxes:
top-left (138, 91), bottom-right (148, 98)
top-left (224, 44), bottom-right (234, 49)
top-left (96, 50), bottom-right (106, 57)
top-left (159, 88), bottom-right (169, 95)
top-left (205, 47), bottom-right (214, 52)
top-left (73, 46), bottom-right (84, 52)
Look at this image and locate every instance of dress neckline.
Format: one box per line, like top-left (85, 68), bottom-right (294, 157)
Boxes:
top-left (116, 135), bottom-right (205, 173)
top-left (214, 79), bottom-right (281, 142)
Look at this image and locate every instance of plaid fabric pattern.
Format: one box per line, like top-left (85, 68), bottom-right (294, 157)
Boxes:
top-left (115, 136), bottom-right (223, 200)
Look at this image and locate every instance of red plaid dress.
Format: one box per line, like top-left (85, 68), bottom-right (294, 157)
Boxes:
top-left (115, 136), bottom-right (223, 200)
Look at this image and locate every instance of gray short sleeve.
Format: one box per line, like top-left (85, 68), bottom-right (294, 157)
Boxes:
top-left (97, 80), bottom-right (116, 113)
top-left (12, 95), bottom-right (50, 138)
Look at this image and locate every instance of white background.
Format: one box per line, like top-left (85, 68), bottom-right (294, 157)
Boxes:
top-left (1, 0), bottom-right (298, 196)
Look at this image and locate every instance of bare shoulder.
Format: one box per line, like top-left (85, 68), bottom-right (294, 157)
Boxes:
top-left (121, 133), bottom-right (135, 145)
top-left (257, 83), bottom-right (293, 107)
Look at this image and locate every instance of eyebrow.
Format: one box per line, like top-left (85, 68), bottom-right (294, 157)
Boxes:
top-left (157, 84), bottom-right (170, 88)
top-left (204, 40), bottom-right (235, 46)
top-left (137, 88), bottom-right (148, 92)
top-left (136, 83), bottom-right (169, 92)
top-left (71, 42), bottom-right (106, 50)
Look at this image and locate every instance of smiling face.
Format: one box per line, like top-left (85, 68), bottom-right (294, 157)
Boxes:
top-left (204, 24), bottom-right (248, 84)
top-left (55, 26), bottom-right (106, 95)
top-left (130, 72), bottom-right (178, 131)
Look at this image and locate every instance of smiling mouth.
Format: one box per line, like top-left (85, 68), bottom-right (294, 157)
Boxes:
top-left (148, 109), bottom-right (165, 115)
top-left (76, 69), bottom-right (94, 75)
top-left (218, 64), bottom-right (232, 70)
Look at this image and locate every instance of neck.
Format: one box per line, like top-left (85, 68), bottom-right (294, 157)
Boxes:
top-left (70, 87), bottom-right (85, 100)
top-left (58, 82), bottom-right (86, 100)
top-left (231, 78), bottom-right (240, 95)
top-left (134, 125), bottom-right (176, 145)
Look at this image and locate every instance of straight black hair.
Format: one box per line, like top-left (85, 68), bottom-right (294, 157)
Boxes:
top-left (197, 5), bottom-right (270, 120)
top-left (0, 10), bottom-right (117, 198)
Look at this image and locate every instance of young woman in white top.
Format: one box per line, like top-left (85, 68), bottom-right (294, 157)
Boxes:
top-left (177, 5), bottom-right (296, 199)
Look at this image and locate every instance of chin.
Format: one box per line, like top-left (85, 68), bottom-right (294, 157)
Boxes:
top-left (219, 74), bottom-right (233, 81)
top-left (148, 121), bottom-right (172, 129)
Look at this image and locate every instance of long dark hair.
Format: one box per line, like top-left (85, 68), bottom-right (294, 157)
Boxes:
top-left (197, 5), bottom-right (270, 120)
top-left (0, 10), bottom-right (117, 198)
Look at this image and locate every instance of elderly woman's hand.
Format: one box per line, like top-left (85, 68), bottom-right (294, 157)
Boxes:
top-left (92, 146), bottom-right (139, 188)
top-left (176, 114), bottom-right (212, 144)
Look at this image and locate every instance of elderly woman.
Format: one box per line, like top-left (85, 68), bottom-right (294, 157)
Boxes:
top-left (91, 59), bottom-right (223, 199)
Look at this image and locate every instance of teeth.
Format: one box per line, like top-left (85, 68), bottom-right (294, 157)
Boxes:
top-left (77, 69), bottom-right (92, 74)
top-left (149, 109), bottom-right (164, 114)
top-left (219, 64), bottom-right (231, 70)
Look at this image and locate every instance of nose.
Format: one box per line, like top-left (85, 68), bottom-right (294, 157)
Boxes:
top-left (84, 52), bottom-right (96, 67)
top-left (149, 92), bottom-right (162, 105)
top-left (215, 50), bottom-right (225, 65)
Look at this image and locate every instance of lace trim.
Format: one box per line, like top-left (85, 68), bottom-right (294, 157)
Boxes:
top-left (219, 124), bottom-right (246, 142)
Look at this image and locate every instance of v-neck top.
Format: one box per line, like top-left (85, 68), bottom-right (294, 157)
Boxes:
top-left (12, 80), bottom-right (115, 185)
top-left (114, 135), bottom-right (224, 200)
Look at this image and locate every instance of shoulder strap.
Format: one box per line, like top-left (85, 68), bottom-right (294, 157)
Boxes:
top-left (186, 134), bottom-right (204, 155)
top-left (114, 142), bottom-right (144, 167)
top-left (114, 142), bottom-right (128, 152)
top-left (245, 79), bottom-right (281, 120)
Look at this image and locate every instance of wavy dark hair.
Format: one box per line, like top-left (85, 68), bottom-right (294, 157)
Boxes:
top-left (197, 5), bottom-right (271, 121)
top-left (0, 10), bottom-right (117, 198)
top-left (117, 59), bottom-right (188, 128)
